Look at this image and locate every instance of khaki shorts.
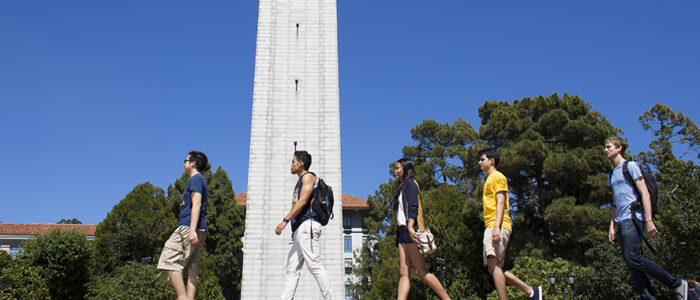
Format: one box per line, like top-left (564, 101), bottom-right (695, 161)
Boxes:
top-left (482, 227), bottom-right (511, 267)
top-left (157, 226), bottom-right (207, 278)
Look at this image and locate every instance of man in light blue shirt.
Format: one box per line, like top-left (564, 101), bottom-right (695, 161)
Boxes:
top-left (605, 136), bottom-right (688, 300)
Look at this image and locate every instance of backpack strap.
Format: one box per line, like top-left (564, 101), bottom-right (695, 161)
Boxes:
top-left (301, 172), bottom-right (318, 242)
top-left (621, 161), bottom-right (639, 199)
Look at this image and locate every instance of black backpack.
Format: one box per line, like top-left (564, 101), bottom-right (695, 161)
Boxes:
top-left (306, 172), bottom-right (335, 226)
top-left (620, 161), bottom-right (659, 218)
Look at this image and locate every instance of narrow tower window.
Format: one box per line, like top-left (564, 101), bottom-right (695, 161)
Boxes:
top-left (295, 79), bottom-right (299, 92)
top-left (296, 23), bottom-right (299, 36)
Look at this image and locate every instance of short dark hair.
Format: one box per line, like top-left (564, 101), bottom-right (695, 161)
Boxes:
top-left (478, 147), bottom-right (500, 167)
top-left (294, 151), bottom-right (312, 171)
top-left (688, 274), bottom-right (699, 281)
top-left (605, 136), bottom-right (628, 153)
top-left (188, 151), bottom-right (210, 173)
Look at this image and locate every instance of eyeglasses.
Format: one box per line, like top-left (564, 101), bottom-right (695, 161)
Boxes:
top-left (184, 159), bottom-right (191, 163)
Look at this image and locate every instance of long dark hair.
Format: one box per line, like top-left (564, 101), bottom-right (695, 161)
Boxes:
top-left (393, 158), bottom-right (415, 209)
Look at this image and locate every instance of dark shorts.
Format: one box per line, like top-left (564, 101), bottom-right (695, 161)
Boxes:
top-left (396, 225), bottom-right (413, 246)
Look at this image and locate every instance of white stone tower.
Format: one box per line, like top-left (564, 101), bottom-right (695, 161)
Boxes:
top-left (241, 0), bottom-right (343, 298)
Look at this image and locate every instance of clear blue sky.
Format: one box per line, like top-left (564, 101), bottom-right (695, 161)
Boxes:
top-left (1, 1), bottom-right (698, 225)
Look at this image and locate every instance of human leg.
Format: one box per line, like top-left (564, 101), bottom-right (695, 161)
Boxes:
top-left (184, 230), bottom-right (207, 300)
top-left (483, 227), bottom-right (510, 300)
top-left (397, 244), bottom-right (411, 300)
top-left (168, 271), bottom-right (189, 300)
top-left (297, 220), bottom-right (333, 300)
top-left (281, 232), bottom-right (304, 300)
top-left (618, 220), bottom-right (681, 299)
top-left (487, 257), bottom-right (507, 300)
top-left (158, 227), bottom-right (189, 300)
top-left (404, 243), bottom-right (450, 300)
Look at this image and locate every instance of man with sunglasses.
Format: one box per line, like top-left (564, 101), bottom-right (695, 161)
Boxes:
top-left (158, 151), bottom-right (210, 300)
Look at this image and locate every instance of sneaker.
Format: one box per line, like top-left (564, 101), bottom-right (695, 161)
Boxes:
top-left (675, 280), bottom-right (688, 300)
top-left (529, 285), bottom-right (542, 300)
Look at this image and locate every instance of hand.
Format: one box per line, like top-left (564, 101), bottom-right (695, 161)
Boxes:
top-left (492, 227), bottom-right (501, 243)
top-left (275, 221), bottom-right (287, 235)
top-left (608, 227), bottom-right (616, 244)
top-left (408, 228), bottom-right (420, 243)
top-left (188, 230), bottom-right (199, 247)
top-left (646, 221), bottom-right (658, 239)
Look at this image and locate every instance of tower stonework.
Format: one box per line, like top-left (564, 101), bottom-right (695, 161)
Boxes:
top-left (241, 0), bottom-right (343, 299)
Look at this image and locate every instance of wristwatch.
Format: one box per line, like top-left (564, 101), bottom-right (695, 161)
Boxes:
top-left (282, 217), bottom-right (290, 223)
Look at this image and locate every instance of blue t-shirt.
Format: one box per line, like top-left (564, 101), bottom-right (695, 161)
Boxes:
top-left (608, 161), bottom-right (643, 222)
top-left (179, 173), bottom-right (208, 230)
top-left (290, 173), bottom-right (318, 232)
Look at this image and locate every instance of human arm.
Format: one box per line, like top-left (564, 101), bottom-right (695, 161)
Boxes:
top-left (635, 177), bottom-right (658, 238)
top-left (609, 202), bottom-right (616, 244)
top-left (189, 191), bottom-right (202, 246)
top-left (492, 191), bottom-right (506, 243)
top-left (275, 173), bottom-right (316, 235)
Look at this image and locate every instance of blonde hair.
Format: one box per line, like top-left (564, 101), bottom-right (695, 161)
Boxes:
top-left (604, 136), bottom-right (628, 153)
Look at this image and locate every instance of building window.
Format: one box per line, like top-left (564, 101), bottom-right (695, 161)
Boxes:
top-left (345, 258), bottom-right (353, 275)
top-left (343, 215), bottom-right (352, 228)
top-left (345, 281), bottom-right (353, 300)
top-left (344, 236), bottom-right (352, 253)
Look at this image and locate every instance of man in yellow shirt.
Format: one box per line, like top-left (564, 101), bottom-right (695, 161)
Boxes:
top-left (479, 148), bottom-right (542, 300)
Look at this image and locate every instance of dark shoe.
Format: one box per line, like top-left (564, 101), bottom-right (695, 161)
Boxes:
top-left (529, 286), bottom-right (542, 300)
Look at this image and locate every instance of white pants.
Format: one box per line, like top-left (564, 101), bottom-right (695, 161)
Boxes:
top-left (281, 219), bottom-right (334, 300)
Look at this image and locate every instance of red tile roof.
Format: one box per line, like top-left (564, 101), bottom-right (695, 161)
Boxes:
top-left (234, 192), bottom-right (368, 209)
top-left (0, 223), bottom-right (97, 236)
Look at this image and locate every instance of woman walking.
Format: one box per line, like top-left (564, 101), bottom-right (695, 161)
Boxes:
top-left (394, 158), bottom-right (450, 300)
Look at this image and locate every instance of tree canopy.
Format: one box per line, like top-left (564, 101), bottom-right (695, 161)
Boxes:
top-left (94, 182), bottom-right (176, 273)
top-left (18, 229), bottom-right (93, 299)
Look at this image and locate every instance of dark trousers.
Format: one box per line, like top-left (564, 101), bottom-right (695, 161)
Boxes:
top-left (617, 219), bottom-right (681, 299)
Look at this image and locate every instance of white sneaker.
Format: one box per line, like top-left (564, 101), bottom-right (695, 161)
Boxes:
top-left (675, 280), bottom-right (688, 300)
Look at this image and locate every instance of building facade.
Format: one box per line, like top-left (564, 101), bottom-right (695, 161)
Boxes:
top-left (0, 223), bottom-right (96, 257)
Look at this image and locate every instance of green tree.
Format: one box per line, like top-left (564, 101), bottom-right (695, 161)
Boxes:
top-left (422, 184), bottom-right (490, 298)
top-left (86, 261), bottom-right (173, 300)
top-left (488, 256), bottom-right (586, 300)
top-left (478, 94), bottom-right (615, 262)
top-left (57, 218), bottom-right (82, 224)
top-left (94, 182), bottom-right (177, 273)
top-left (0, 254), bottom-right (50, 300)
top-left (575, 242), bottom-right (636, 300)
top-left (637, 103), bottom-right (699, 170)
top-left (17, 229), bottom-right (93, 300)
top-left (168, 166), bottom-right (245, 299)
top-left (351, 179), bottom-right (400, 299)
top-left (0, 250), bottom-right (10, 271)
top-left (402, 118), bottom-right (480, 189)
top-left (196, 250), bottom-right (227, 300)
top-left (634, 104), bottom-right (700, 276)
